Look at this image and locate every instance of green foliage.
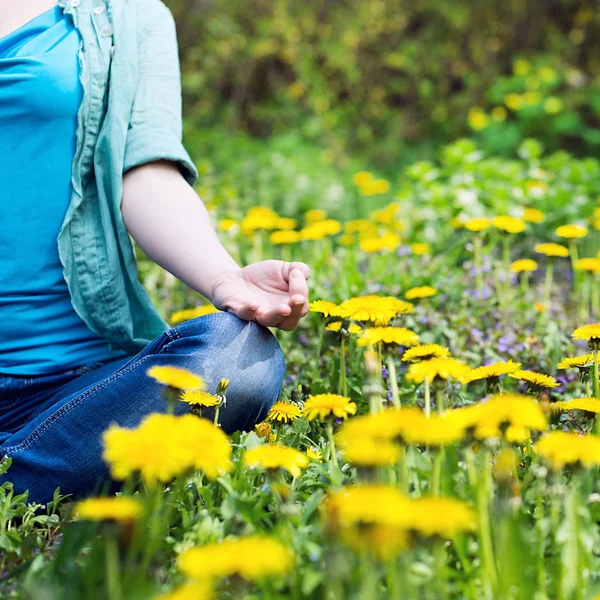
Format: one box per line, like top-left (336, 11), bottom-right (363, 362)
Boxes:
top-left (170, 0), bottom-right (600, 164)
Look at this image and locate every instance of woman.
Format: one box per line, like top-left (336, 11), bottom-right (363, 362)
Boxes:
top-left (0, 0), bottom-right (310, 505)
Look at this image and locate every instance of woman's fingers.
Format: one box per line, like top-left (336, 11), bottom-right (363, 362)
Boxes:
top-left (255, 303), bottom-right (291, 327)
top-left (288, 269), bottom-right (308, 301)
top-left (285, 261), bottom-right (311, 281)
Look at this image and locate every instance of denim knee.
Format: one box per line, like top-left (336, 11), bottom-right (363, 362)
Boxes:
top-left (173, 312), bottom-right (286, 432)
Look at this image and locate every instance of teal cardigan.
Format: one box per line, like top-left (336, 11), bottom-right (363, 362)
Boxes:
top-left (56, 0), bottom-right (199, 354)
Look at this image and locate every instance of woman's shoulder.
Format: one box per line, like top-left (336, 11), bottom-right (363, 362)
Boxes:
top-left (127, 0), bottom-right (177, 35)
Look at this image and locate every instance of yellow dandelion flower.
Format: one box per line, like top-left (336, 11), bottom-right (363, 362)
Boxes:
top-left (306, 446), bottom-right (323, 462)
top-left (324, 484), bottom-right (411, 528)
top-left (240, 207), bottom-right (280, 235)
top-left (352, 171), bottom-right (373, 186)
top-left (537, 431), bottom-right (600, 470)
top-left (344, 219), bottom-right (377, 234)
top-left (275, 217), bottom-right (297, 230)
top-left (505, 93), bottom-right (524, 110)
top-left (468, 107), bottom-right (489, 130)
top-left (305, 209), bottom-right (327, 223)
top-left (406, 358), bottom-right (472, 384)
top-left (180, 390), bottom-right (220, 407)
top-left (370, 203), bottom-right (402, 226)
top-left (102, 414), bottom-right (232, 485)
top-left (522, 208), bottom-right (545, 223)
top-left (340, 233), bottom-right (355, 246)
top-left (404, 496), bottom-right (476, 539)
top-left (155, 580), bottom-right (213, 600)
top-left (337, 408), bottom-right (421, 447)
top-left (339, 436), bottom-right (401, 467)
top-left (326, 321), bottom-right (342, 332)
top-left (557, 354), bottom-right (594, 370)
top-left (255, 422), bottom-right (273, 440)
top-left (303, 394), bottom-right (357, 421)
top-left (75, 497), bottom-right (142, 523)
top-left (411, 243), bottom-right (431, 256)
top-left (337, 295), bottom-right (413, 326)
top-left (462, 394), bottom-right (547, 442)
top-left (492, 216), bottom-right (526, 234)
top-left (339, 523), bottom-right (408, 560)
top-left (146, 366), bottom-right (204, 391)
top-left (534, 302), bottom-right (548, 312)
top-left (557, 397), bottom-right (600, 413)
top-left (508, 369), bottom-right (559, 389)
top-left (401, 413), bottom-right (467, 447)
top-left (218, 219), bottom-right (238, 233)
top-left (348, 323), bottom-right (363, 335)
top-left (405, 286), bottom-right (437, 300)
top-left (357, 327), bottom-right (420, 348)
top-left (244, 444), bottom-right (309, 478)
top-left (178, 535), bottom-right (294, 582)
top-left (300, 220), bottom-right (342, 240)
top-left (460, 360), bottom-right (521, 384)
top-left (270, 230), bottom-right (300, 245)
top-left (573, 324), bottom-right (600, 348)
top-left (555, 224), bottom-right (588, 239)
top-left (360, 232), bottom-right (401, 253)
top-left (464, 218), bottom-right (491, 232)
top-left (575, 258), bottom-right (600, 273)
top-left (401, 344), bottom-right (451, 362)
top-left (510, 259), bottom-right (538, 273)
top-left (267, 401), bottom-right (303, 423)
top-left (309, 300), bottom-right (340, 317)
top-left (360, 179), bottom-right (390, 196)
top-left (170, 305), bottom-right (220, 325)
top-left (491, 106), bottom-right (508, 122)
top-left (534, 242), bottom-right (569, 257)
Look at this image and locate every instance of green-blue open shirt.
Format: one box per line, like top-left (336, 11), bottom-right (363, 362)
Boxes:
top-left (57, 0), bottom-right (199, 354)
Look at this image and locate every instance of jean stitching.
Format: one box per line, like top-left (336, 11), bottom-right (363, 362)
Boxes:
top-left (2, 355), bottom-right (152, 456)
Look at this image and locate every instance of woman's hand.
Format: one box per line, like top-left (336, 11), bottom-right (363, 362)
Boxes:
top-left (211, 260), bottom-right (310, 331)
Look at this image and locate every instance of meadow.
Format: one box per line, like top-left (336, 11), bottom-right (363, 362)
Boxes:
top-left (1, 131), bottom-right (599, 598)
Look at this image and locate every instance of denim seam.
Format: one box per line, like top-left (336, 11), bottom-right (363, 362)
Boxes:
top-left (1, 355), bottom-right (152, 456)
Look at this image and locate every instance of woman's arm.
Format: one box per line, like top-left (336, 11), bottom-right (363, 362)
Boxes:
top-left (121, 159), bottom-right (310, 331)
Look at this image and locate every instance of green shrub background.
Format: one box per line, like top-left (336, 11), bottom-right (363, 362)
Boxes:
top-left (169, 0), bottom-right (599, 173)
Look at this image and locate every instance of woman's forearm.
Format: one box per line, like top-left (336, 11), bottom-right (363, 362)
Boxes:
top-left (121, 159), bottom-right (239, 301)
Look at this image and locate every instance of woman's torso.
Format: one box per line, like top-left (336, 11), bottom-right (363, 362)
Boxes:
top-left (0, 5), bottom-right (127, 375)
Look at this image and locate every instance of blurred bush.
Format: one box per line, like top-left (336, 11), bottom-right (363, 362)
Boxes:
top-left (169, 0), bottom-right (599, 167)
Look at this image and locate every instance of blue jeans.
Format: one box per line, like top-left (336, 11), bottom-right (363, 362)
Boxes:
top-left (0, 313), bottom-right (285, 505)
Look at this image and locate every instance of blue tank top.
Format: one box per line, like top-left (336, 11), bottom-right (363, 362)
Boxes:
top-left (0, 6), bottom-right (128, 375)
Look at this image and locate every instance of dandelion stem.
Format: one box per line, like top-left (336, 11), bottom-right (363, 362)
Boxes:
top-left (436, 387), bottom-right (446, 414)
top-left (431, 448), bottom-right (443, 495)
top-left (544, 260), bottom-right (554, 308)
top-left (592, 275), bottom-right (599, 318)
top-left (536, 476), bottom-right (548, 598)
top-left (569, 240), bottom-right (579, 292)
top-left (594, 349), bottom-right (600, 435)
top-left (387, 355), bottom-right (401, 408)
top-left (502, 237), bottom-right (511, 309)
top-left (316, 320), bottom-right (325, 357)
top-left (326, 420), bottom-right (339, 470)
top-left (424, 378), bottom-right (431, 418)
top-left (105, 533), bottom-right (122, 600)
top-left (478, 448), bottom-right (498, 597)
top-left (474, 234), bottom-right (484, 296)
top-left (520, 272), bottom-right (529, 297)
top-left (338, 338), bottom-right (347, 397)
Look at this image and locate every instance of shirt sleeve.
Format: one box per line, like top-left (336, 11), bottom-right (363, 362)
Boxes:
top-left (122, 0), bottom-right (199, 187)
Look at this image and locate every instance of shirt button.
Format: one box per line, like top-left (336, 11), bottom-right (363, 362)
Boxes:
top-left (99, 23), bottom-right (113, 36)
top-left (93, 6), bottom-right (105, 14)
top-left (70, 0), bottom-right (81, 6)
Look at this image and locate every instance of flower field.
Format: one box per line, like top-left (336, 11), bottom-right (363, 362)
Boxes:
top-left (5, 141), bottom-right (600, 599)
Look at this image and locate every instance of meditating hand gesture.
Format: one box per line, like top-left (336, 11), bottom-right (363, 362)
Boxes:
top-left (210, 260), bottom-right (310, 331)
